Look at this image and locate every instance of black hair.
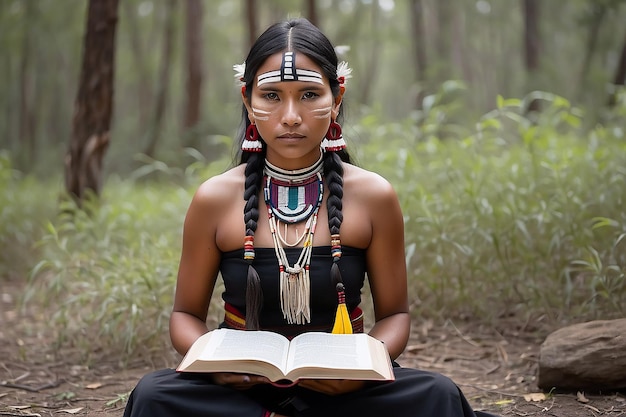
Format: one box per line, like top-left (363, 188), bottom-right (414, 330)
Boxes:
top-left (238, 18), bottom-right (350, 329)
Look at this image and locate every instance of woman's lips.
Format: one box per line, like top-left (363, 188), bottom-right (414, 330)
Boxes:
top-left (278, 133), bottom-right (305, 139)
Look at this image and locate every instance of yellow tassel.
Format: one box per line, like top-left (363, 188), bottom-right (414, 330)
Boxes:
top-left (332, 302), bottom-right (353, 334)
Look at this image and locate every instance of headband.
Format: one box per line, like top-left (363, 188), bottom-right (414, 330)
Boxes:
top-left (233, 53), bottom-right (352, 87)
top-left (257, 52), bottom-right (323, 86)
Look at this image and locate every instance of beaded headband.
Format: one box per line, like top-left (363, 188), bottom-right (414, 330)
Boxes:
top-left (257, 52), bottom-right (323, 86)
top-left (233, 54), bottom-right (352, 87)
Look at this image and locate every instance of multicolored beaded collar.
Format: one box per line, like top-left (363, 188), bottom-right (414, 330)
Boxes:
top-left (263, 155), bottom-right (324, 224)
top-left (263, 155), bottom-right (324, 324)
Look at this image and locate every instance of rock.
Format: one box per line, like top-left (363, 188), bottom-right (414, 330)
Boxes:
top-left (537, 318), bottom-right (626, 391)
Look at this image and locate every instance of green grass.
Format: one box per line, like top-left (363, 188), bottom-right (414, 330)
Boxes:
top-left (3, 90), bottom-right (625, 362)
top-left (0, 151), bottom-right (59, 279)
top-left (356, 90), bottom-right (626, 323)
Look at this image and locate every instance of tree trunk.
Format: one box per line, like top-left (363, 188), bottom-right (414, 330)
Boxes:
top-left (18, 0), bottom-right (36, 166)
top-left (435, 0), bottom-right (453, 81)
top-left (522, 0), bottom-right (541, 113)
top-left (410, 0), bottom-right (427, 110)
top-left (306, 0), bottom-right (318, 28)
top-left (451, 9), bottom-right (472, 83)
top-left (608, 30), bottom-right (626, 107)
top-left (123, 0), bottom-right (151, 129)
top-left (578, 4), bottom-right (606, 101)
top-left (144, 1), bottom-right (176, 158)
top-left (183, 0), bottom-right (203, 132)
top-left (245, 0), bottom-right (257, 49)
top-left (64, 0), bottom-right (119, 203)
top-left (359, 4), bottom-right (381, 106)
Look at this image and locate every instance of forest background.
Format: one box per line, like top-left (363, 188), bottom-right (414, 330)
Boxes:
top-left (1, 0), bottom-right (626, 369)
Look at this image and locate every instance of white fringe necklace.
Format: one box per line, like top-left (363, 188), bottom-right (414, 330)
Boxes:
top-left (263, 156), bottom-right (324, 325)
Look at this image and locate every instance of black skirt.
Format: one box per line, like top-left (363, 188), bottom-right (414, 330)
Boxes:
top-left (123, 366), bottom-right (499, 417)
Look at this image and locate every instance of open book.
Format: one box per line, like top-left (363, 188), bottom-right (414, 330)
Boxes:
top-left (177, 328), bottom-right (395, 384)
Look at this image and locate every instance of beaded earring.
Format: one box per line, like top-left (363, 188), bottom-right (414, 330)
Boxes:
top-left (321, 121), bottom-right (346, 152)
top-left (242, 124), bottom-right (263, 153)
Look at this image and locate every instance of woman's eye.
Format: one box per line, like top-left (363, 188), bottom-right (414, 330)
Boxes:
top-left (263, 92), bottom-right (279, 101)
top-left (302, 92), bottom-right (319, 100)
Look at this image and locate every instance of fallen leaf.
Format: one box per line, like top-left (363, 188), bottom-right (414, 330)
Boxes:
top-left (58, 407), bottom-right (84, 414)
top-left (9, 405), bottom-right (32, 409)
top-left (577, 391), bottom-right (589, 403)
top-left (86, 382), bottom-right (103, 389)
top-left (524, 392), bottom-right (546, 402)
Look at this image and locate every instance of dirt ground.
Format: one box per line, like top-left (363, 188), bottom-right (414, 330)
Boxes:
top-left (2, 279), bottom-right (625, 417)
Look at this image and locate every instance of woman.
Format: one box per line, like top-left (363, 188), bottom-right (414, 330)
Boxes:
top-left (123, 18), bottom-right (497, 417)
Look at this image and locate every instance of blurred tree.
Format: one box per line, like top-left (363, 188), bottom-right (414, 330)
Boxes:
top-left (306, 0), bottom-right (318, 27)
top-left (410, 0), bottom-right (427, 109)
top-left (245, 0), bottom-right (258, 49)
top-left (435, 1), bottom-right (453, 81)
top-left (608, 29), bottom-right (626, 107)
top-left (144, 1), bottom-right (177, 158)
top-left (523, 0), bottom-right (541, 112)
top-left (65, 0), bottom-right (119, 202)
top-left (123, 0), bottom-right (151, 128)
top-left (18, 0), bottom-right (36, 165)
top-left (358, 2), bottom-right (382, 105)
top-left (183, 0), bottom-right (204, 135)
top-left (577, 1), bottom-right (607, 100)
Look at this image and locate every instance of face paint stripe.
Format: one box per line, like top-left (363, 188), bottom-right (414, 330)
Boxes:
top-left (257, 52), bottom-right (324, 87)
top-left (310, 106), bottom-right (332, 119)
top-left (252, 107), bottom-right (271, 121)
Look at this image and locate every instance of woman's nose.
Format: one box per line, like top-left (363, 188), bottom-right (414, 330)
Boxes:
top-left (281, 99), bottom-right (302, 126)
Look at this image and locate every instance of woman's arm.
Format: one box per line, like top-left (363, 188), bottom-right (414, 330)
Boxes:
top-left (364, 174), bottom-right (410, 360)
top-left (169, 178), bottom-right (225, 356)
top-left (299, 172), bottom-right (410, 396)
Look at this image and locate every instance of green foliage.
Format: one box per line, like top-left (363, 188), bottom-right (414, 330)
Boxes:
top-left (358, 89), bottom-right (626, 323)
top-left (0, 151), bottom-right (59, 278)
top-left (25, 181), bottom-right (188, 362)
top-left (22, 155), bottom-right (232, 363)
top-left (10, 90), bottom-right (626, 363)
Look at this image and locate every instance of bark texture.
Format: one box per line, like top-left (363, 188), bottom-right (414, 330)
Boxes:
top-left (65, 0), bottom-right (119, 202)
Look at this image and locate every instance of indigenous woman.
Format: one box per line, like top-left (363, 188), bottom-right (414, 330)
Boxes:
top-left (123, 18), bottom-right (498, 417)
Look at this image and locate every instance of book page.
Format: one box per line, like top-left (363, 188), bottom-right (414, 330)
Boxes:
top-left (286, 333), bottom-right (374, 371)
top-left (197, 329), bottom-right (289, 371)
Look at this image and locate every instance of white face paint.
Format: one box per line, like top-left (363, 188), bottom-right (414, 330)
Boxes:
top-left (251, 107), bottom-right (271, 121)
top-left (309, 106), bottom-right (333, 119)
top-left (256, 52), bottom-right (324, 87)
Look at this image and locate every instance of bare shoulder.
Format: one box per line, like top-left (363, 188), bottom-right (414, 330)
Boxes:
top-left (193, 164), bottom-right (245, 206)
top-left (342, 163), bottom-right (399, 204)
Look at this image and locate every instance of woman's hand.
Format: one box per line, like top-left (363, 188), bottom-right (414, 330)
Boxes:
top-left (210, 372), bottom-right (270, 390)
top-left (297, 379), bottom-right (366, 395)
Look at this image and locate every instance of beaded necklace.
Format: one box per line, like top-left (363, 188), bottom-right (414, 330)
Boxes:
top-left (263, 155), bottom-right (324, 325)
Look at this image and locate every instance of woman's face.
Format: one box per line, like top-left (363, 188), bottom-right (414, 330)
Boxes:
top-left (243, 51), bottom-right (342, 169)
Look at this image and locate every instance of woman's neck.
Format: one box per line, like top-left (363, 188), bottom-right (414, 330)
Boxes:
top-left (264, 150), bottom-right (324, 172)
top-left (264, 153), bottom-right (324, 183)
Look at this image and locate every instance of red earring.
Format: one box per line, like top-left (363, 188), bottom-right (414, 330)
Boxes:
top-left (242, 124), bottom-right (263, 152)
top-left (322, 121), bottom-right (346, 152)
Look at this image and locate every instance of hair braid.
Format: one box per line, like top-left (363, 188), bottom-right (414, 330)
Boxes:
top-left (242, 151), bottom-right (265, 330)
top-left (243, 152), bottom-right (264, 237)
top-left (323, 151), bottom-right (346, 293)
top-left (324, 152), bottom-right (344, 235)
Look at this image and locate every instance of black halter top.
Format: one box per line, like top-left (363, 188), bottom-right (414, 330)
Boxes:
top-left (219, 246), bottom-right (366, 336)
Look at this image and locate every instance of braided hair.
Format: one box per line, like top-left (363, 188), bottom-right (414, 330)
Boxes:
top-left (238, 18), bottom-right (352, 329)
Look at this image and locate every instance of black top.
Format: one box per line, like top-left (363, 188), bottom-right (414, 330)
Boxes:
top-left (220, 246), bottom-right (366, 334)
